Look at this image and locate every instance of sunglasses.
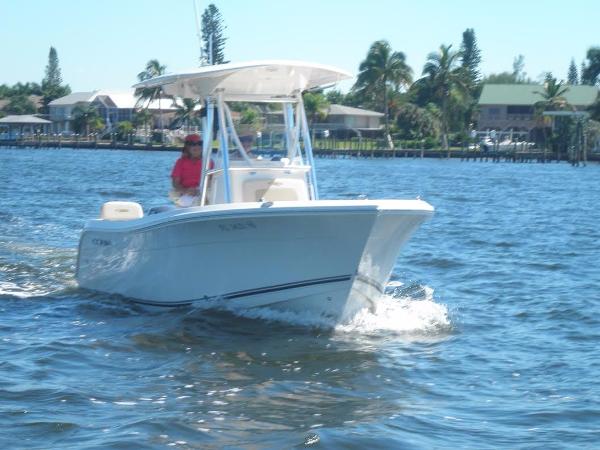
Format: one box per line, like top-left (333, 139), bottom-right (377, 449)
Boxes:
top-left (186, 142), bottom-right (202, 147)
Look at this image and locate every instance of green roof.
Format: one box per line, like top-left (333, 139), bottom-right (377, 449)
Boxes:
top-left (479, 84), bottom-right (598, 106)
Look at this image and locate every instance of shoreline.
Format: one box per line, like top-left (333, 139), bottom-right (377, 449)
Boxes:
top-left (1, 140), bottom-right (597, 163)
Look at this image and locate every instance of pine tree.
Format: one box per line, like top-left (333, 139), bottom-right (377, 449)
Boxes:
top-left (581, 47), bottom-right (600, 85)
top-left (512, 55), bottom-right (526, 83)
top-left (44, 47), bottom-right (62, 87)
top-left (459, 29), bottom-right (482, 137)
top-left (460, 28), bottom-right (481, 92)
top-left (567, 59), bottom-right (579, 85)
top-left (201, 4), bottom-right (227, 65)
top-left (41, 46), bottom-right (71, 111)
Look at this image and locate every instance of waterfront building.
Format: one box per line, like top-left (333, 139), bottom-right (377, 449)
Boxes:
top-left (0, 114), bottom-right (52, 139)
top-left (48, 90), bottom-right (177, 134)
top-left (266, 104), bottom-right (383, 137)
top-left (478, 84), bottom-right (598, 135)
top-left (48, 92), bottom-right (95, 133)
top-left (318, 104), bottom-right (384, 137)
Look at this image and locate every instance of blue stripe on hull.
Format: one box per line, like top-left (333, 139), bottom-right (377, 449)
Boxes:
top-left (124, 274), bottom-right (353, 308)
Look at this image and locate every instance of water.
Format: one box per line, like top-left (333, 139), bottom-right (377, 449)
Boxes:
top-left (1, 147), bottom-right (599, 449)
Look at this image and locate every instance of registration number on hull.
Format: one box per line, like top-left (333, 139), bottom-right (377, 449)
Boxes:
top-left (218, 220), bottom-right (257, 232)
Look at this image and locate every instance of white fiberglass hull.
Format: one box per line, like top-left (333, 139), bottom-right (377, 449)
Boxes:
top-left (76, 200), bottom-right (433, 322)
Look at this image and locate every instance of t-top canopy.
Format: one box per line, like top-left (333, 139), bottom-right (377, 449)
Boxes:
top-left (132, 60), bottom-right (352, 102)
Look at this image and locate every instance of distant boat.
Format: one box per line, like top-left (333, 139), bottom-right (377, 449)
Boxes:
top-left (76, 61), bottom-right (434, 323)
top-left (480, 137), bottom-right (535, 152)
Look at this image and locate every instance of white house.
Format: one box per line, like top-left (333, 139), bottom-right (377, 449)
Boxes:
top-left (48, 90), bottom-right (178, 134)
top-left (266, 104), bottom-right (384, 137)
top-left (324, 104), bottom-right (384, 131)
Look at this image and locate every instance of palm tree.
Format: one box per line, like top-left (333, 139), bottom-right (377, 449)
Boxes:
top-left (134, 109), bottom-right (153, 143)
top-left (175, 98), bottom-right (200, 133)
top-left (135, 60), bottom-right (167, 135)
top-left (422, 44), bottom-right (467, 151)
top-left (72, 104), bottom-right (103, 136)
top-left (116, 121), bottom-right (134, 142)
top-left (534, 77), bottom-right (570, 111)
top-left (353, 40), bottom-right (412, 139)
top-left (534, 77), bottom-right (571, 157)
top-left (302, 92), bottom-right (329, 126)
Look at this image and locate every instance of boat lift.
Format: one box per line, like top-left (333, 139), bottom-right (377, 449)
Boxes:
top-left (543, 110), bottom-right (590, 165)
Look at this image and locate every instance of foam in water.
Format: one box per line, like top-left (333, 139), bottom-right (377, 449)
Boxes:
top-left (0, 239), bottom-right (77, 299)
top-left (335, 288), bottom-right (451, 335)
top-left (0, 281), bottom-right (53, 298)
top-left (229, 284), bottom-right (451, 336)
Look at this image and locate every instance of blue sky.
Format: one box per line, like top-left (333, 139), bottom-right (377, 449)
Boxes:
top-left (2, 0), bottom-right (598, 92)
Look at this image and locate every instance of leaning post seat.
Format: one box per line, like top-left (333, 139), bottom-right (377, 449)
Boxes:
top-left (207, 166), bottom-right (311, 204)
top-left (100, 201), bottom-right (144, 221)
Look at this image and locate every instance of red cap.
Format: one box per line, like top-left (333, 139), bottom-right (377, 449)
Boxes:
top-left (184, 134), bottom-right (202, 144)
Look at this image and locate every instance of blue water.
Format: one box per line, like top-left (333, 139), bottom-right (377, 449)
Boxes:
top-left (1, 147), bottom-right (599, 449)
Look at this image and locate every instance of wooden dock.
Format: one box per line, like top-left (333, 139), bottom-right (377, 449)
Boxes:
top-left (1, 138), bottom-right (597, 164)
top-left (0, 138), bottom-right (180, 152)
top-left (312, 147), bottom-right (597, 164)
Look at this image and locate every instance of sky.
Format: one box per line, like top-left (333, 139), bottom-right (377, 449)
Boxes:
top-left (1, 0), bottom-right (599, 93)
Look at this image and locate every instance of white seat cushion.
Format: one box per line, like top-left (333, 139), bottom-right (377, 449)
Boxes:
top-left (100, 201), bottom-right (144, 221)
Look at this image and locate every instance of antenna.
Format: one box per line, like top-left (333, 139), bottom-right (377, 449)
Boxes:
top-left (193, 0), bottom-right (205, 66)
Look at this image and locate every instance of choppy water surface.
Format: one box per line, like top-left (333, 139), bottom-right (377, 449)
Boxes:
top-left (1, 147), bottom-right (599, 449)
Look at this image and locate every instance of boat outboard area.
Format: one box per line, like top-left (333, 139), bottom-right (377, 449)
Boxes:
top-left (75, 60), bottom-right (434, 323)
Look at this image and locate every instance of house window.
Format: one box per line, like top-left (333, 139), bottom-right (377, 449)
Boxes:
top-left (507, 105), bottom-right (533, 115)
top-left (118, 110), bottom-right (131, 121)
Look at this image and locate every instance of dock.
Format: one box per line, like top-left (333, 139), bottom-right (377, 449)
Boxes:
top-left (0, 137), bottom-right (596, 164)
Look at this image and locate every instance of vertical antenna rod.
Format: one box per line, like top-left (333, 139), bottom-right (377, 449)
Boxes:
top-left (193, 0), bottom-right (204, 66)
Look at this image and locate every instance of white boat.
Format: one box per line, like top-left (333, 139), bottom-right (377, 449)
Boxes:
top-left (76, 60), bottom-right (434, 322)
top-left (480, 136), bottom-right (536, 152)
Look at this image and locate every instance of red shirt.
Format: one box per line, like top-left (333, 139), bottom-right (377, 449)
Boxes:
top-left (171, 157), bottom-right (203, 188)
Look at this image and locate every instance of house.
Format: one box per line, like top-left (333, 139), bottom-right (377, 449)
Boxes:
top-left (0, 114), bottom-right (52, 139)
top-left (48, 90), bottom-right (178, 134)
top-left (478, 84), bottom-right (598, 133)
top-left (323, 104), bottom-right (383, 133)
top-left (266, 104), bottom-right (383, 137)
top-left (48, 91), bottom-right (96, 133)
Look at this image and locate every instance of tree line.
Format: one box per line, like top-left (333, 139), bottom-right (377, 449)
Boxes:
top-left (64, 4), bottom-right (228, 140)
top-left (0, 47), bottom-right (71, 116)
top-left (3, 9), bottom-right (600, 151)
top-left (319, 31), bottom-right (600, 150)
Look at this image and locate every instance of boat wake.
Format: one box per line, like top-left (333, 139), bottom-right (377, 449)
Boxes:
top-left (0, 240), bottom-right (77, 299)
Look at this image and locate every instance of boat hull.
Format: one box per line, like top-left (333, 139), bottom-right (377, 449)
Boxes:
top-left (76, 200), bottom-right (433, 322)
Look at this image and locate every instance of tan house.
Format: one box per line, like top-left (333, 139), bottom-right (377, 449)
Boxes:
top-left (322, 104), bottom-right (383, 131)
top-left (478, 84), bottom-right (598, 133)
top-left (267, 104), bottom-right (383, 137)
